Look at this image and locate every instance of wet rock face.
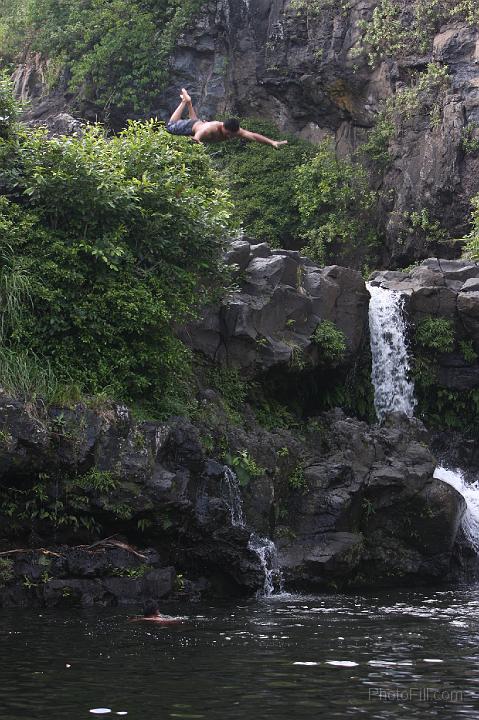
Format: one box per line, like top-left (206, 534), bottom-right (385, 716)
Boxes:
top-left (371, 258), bottom-right (479, 391)
top-left (0, 396), bottom-right (265, 606)
top-left (277, 412), bottom-right (468, 590)
top-left (0, 394), bottom-right (472, 604)
top-left (181, 240), bottom-right (369, 371)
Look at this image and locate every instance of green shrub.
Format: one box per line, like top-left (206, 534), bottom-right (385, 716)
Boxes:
top-left (0, 0), bottom-right (206, 114)
top-left (415, 317), bottom-right (455, 353)
top-left (224, 449), bottom-right (265, 487)
top-left (0, 557), bottom-right (14, 586)
top-left (288, 463), bottom-right (307, 490)
top-left (205, 367), bottom-right (249, 424)
top-left (209, 119), bottom-right (316, 246)
top-left (294, 141), bottom-right (379, 266)
top-left (359, 0), bottom-right (479, 65)
top-left (0, 81), bottom-right (233, 414)
top-left (463, 194), bottom-right (479, 261)
top-left (311, 321), bottom-right (347, 365)
top-left (459, 339), bottom-right (478, 364)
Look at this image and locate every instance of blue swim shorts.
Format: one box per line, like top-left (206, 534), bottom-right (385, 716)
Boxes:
top-left (166, 119), bottom-right (201, 136)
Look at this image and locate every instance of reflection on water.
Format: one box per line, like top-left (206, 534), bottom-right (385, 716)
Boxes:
top-left (1, 586), bottom-right (479, 719)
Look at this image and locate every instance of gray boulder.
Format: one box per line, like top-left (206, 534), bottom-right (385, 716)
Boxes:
top-left (182, 242), bottom-right (369, 372)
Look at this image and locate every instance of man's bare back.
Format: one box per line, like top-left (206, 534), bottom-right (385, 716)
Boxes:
top-left (166, 89), bottom-right (288, 149)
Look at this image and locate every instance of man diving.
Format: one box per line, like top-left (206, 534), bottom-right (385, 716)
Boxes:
top-left (166, 89), bottom-right (288, 149)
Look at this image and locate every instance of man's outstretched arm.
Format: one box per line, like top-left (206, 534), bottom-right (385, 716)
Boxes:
top-left (238, 128), bottom-right (288, 149)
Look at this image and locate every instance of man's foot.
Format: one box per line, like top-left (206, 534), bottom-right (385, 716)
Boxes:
top-left (180, 88), bottom-right (191, 103)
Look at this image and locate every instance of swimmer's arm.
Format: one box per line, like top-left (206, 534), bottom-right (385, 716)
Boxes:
top-left (237, 128), bottom-right (288, 149)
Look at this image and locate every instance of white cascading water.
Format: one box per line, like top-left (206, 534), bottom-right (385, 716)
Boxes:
top-left (222, 466), bottom-right (245, 528)
top-left (367, 284), bottom-right (416, 420)
top-left (222, 466), bottom-right (283, 595)
top-left (367, 284), bottom-right (479, 552)
top-left (248, 533), bottom-right (283, 596)
top-left (434, 466), bottom-right (479, 552)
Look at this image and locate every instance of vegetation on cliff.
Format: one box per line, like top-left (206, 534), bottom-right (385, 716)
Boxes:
top-left (212, 122), bottom-right (380, 267)
top-left (0, 0), bottom-right (205, 113)
top-left (0, 76), bottom-right (232, 414)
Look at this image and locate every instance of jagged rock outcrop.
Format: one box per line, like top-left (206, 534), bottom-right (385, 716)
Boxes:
top-left (277, 410), bottom-right (471, 590)
top-left (13, 1), bottom-right (479, 265)
top-left (0, 392), bottom-right (473, 606)
top-left (182, 239), bottom-right (369, 371)
top-left (371, 257), bottom-right (479, 391)
top-left (0, 395), bottom-right (264, 606)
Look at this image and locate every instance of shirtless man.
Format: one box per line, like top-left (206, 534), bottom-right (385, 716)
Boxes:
top-left (166, 88), bottom-right (288, 148)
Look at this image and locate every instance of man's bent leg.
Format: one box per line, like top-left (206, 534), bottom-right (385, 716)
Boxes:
top-left (169, 98), bottom-right (187, 124)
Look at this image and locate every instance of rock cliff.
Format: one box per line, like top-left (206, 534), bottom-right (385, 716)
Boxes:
top-left (13, 0), bottom-right (479, 265)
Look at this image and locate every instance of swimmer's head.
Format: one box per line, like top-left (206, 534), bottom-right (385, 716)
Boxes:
top-left (143, 600), bottom-right (159, 617)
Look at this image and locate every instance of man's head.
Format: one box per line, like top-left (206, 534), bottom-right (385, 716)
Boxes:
top-left (143, 600), bottom-right (159, 617)
top-left (223, 117), bottom-right (240, 136)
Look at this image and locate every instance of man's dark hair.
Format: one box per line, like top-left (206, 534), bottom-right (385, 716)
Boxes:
top-left (223, 117), bottom-right (240, 132)
top-left (143, 600), bottom-right (159, 616)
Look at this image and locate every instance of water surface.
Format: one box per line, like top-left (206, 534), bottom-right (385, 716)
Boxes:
top-left (2, 586), bottom-right (479, 719)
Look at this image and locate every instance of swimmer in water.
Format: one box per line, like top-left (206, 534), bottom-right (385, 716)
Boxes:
top-left (129, 600), bottom-right (185, 625)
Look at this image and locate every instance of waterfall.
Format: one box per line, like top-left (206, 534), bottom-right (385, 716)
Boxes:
top-left (434, 466), bottom-right (479, 552)
top-left (248, 533), bottom-right (283, 596)
top-left (367, 284), bottom-right (416, 420)
top-left (222, 466), bottom-right (245, 528)
top-left (221, 466), bottom-right (284, 594)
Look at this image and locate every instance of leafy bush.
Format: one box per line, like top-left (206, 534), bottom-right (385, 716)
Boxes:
top-left (360, 63), bottom-right (450, 172)
top-left (0, 0), bottom-right (205, 114)
top-left (0, 557), bottom-right (14, 586)
top-left (463, 194), bottom-right (479, 261)
top-left (224, 449), bottom-right (265, 487)
top-left (288, 463), bottom-right (306, 490)
top-left (358, 0), bottom-right (479, 65)
top-left (294, 140), bottom-right (379, 265)
top-left (415, 317), bottom-right (455, 353)
top-left (460, 339), bottom-right (478, 365)
top-left (0, 80), bottom-right (233, 413)
top-left (209, 119), bottom-right (316, 247)
top-left (311, 321), bottom-right (347, 365)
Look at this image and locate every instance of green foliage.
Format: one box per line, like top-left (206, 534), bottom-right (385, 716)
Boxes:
top-left (460, 339), bottom-right (478, 364)
top-left (111, 564), bottom-right (149, 579)
top-left (0, 72), bottom-right (20, 139)
top-left (415, 385), bottom-right (479, 432)
top-left (0, 87), bottom-right (233, 413)
top-left (359, 112), bottom-right (394, 169)
top-left (294, 140), bottom-right (379, 266)
top-left (255, 399), bottom-right (298, 431)
top-left (288, 463), bottom-right (306, 490)
top-left (224, 449), bottom-right (265, 487)
top-left (360, 64), bottom-right (450, 171)
top-left (206, 366), bottom-right (249, 425)
top-left (461, 123), bottom-right (479, 155)
top-left (0, 0), bottom-right (206, 114)
top-left (209, 119), bottom-right (316, 246)
top-left (463, 195), bottom-right (479, 261)
top-left (0, 557), bottom-right (14, 586)
top-left (71, 469), bottom-right (118, 494)
top-left (415, 317), bottom-right (455, 353)
top-left (312, 321), bottom-right (347, 365)
top-left (358, 0), bottom-right (479, 65)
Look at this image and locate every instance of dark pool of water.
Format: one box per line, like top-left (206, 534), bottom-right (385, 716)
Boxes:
top-left (1, 585), bottom-right (479, 719)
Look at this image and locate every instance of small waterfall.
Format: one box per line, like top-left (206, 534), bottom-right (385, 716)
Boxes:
top-left (248, 533), bottom-right (283, 596)
top-left (434, 466), bottom-right (479, 552)
top-left (222, 467), bottom-right (283, 595)
top-left (222, 466), bottom-right (245, 528)
top-left (367, 284), bottom-right (416, 420)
